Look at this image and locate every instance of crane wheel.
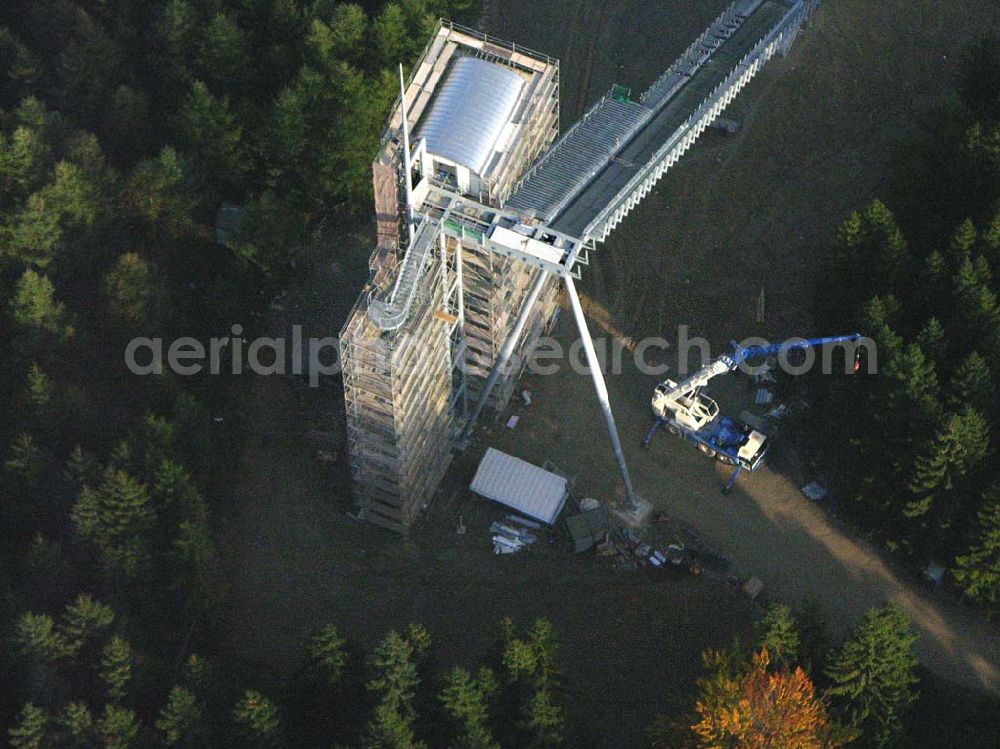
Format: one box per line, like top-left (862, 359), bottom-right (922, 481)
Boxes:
top-left (697, 444), bottom-right (716, 458)
top-left (718, 455), bottom-right (738, 466)
top-left (667, 425), bottom-right (681, 436)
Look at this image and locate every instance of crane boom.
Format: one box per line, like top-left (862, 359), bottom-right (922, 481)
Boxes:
top-left (658, 333), bottom-right (862, 407)
top-left (645, 332), bottom-right (864, 493)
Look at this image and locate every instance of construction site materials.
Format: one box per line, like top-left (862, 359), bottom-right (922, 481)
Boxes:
top-left (565, 506), bottom-right (611, 553)
top-left (490, 520), bottom-right (538, 554)
top-left (470, 448), bottom-right (568, 524)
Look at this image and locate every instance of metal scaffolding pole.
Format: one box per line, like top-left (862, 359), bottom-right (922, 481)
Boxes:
top-left (458, 268), bottom-right (548, 444)
top-left (563, 275), bottom-right (639, 513)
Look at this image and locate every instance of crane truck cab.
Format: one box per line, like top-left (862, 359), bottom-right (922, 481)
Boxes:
top-left (650, 379), bottom-right (769, 472)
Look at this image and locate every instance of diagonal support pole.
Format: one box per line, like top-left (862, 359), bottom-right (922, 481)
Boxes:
top-left (563, 275), bottom-right (640, 514)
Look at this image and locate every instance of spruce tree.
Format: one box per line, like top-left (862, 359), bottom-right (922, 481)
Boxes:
top-left (946, 218), bottom-right (977, 267)
top-left (439, 667), bottom-right (499, 749)
top-left (234, 690), bottom-right (284, 749)
top-left (59, 593), bottom-right (115, 657)
top-left (520, 689), bottom-right (564, 749)
top-left (367, 630), bottom-right (419, 712)
top-left (156, 685), bottom-right (203, 746)
top-left (100, 636), bottom-right (133, 702)
top-left (753, 603), bottom-right (800, 670)
top-left (915, 318), bottom-right (947, 370)
top-left (71, 467), bottom-right (154, 577)
top-left (953, 483), bottom-right (1000, 617)
top-left (9, 703), bottom-right (48, 749)
top-left (906, 405), bottom-right (989, 522)
top-left (25, 362), bottom-right (50, 407)
top-left (309, 624), bottom-right (347, 686)
top-left (59, 702), bottom-right (93, 746)
top-left (826, 603), bottom-right (919, 748)
top-left (364, 629), bottom-right (426, 749)
top-left (947, 351), bottom-right (995, 412)
top-left (13, 611), bottom-right (68, 663)
top-left (4, 432), bottom-right (44, 481)
top-left (95, 704), bottom-right (140, 749)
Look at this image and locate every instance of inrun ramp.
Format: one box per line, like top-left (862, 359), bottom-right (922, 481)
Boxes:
top-left (506, 0), bottom-right (814, 241)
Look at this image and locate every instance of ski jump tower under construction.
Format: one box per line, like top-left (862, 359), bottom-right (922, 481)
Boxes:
top-left (341, 0), bottom-right (820, 532)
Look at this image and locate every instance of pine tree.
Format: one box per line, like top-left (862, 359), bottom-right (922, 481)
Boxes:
top-left (309, 624), bottom-right (347, 686)
top-left (0, 116), bottom-right (50, 203)
top-left (826, 603), bottom-right (919, 748)
top-left (953, 483), bottom-right (1000, 617)
top-left (114, 415), bottom-right (179, 484)
top-left (946, 218), bottom-right (977, 267)
top-left (123, 147), bottom-right (195, 227)
top-left (160, 0), bottom-right (199, 64)
top-left (501, 637), bottom-right (537, 682)
top-left (95, 704), bottom-right (140, 749)
top-left (365, 629), bottom-right (425, 749)
top-left (753, 603), bottom-right (800, 670)
top-left (525, 619), bottom-right (560, 689)
top-left (324, 3), bottom-right (368, 63)
top-left (915, 318), bottom-right (947, 370)
top-left (64, 446), bottom-right (99, 487)
top-left (13, 611), bottom-right (68, 663)
top-left (59, 702), bottom-right (94, 745)
top-left (367, 630), bottom-right (419, 711)
top-left (102, 252), bottom-right (164, 333)
top-left (5, 432), bottom-right (44, 481)
top-left (365, 700), bottom-right (425, 749)
top-left (174, 80), bottom-right (248, 190)
top-left (984, 210), bottom-right (1000, 267)
top-left (373, 3), bottom-right (412, 68)
top-left (59, 593), bottom-right (115, 657)
top-left (953, 255), bottom-right (999, 353)
top-left (234, 690), bottom-right (284, 749)
top-left (101, 636), bottom-right (133, 702)
top-left (197, 12), bottom-right (250, 92)
top-left (71, 467), bottom-right (155, 577)
top-left (906, 405), bottom-right (989, 521)
top-left (156, 685), bottom-right (203, 746)
top-left (9, 703), bottom-right (48, 749)
top-left (500, 620), bottom-right (566, 748)
top-left (25, 362), bottom-right (51, 407)
top-left (406, 622), bottom-right (432, 659)
top-left (920, 250), bottom-right (949, 291)
top-left (439, 667), bottom-right (499, 749)
top-left (947, 351), bottom-right (995, 412)
top-left (520, 688), bottom-right (564, 749)
top-left (10, 268), bottom-right (66, 333)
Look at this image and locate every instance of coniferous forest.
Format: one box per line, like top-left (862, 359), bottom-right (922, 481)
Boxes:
top-left (811, 38), bottom-right (1000, 620)
top-left (1, 1), bottom-right (999, 747)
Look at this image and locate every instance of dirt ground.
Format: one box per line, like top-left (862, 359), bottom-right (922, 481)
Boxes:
top-left (218, 1), bottom-right (1000, 745)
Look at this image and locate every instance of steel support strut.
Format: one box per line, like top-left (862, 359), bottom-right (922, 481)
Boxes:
top-left (459, 269), bottom-right (548, 444)
top-left (563, 275), bottom-right (639, 513)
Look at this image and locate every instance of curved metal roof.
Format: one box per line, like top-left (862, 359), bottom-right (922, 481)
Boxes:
top-left (417, 56), bottom-right (523, 175)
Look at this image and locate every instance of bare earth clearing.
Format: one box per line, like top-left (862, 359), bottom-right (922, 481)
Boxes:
top-left (219, 1), bottom-right (1000, 746)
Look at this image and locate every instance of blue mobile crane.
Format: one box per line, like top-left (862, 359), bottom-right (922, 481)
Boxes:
top-left (642, 334), bottom-right (863, 493)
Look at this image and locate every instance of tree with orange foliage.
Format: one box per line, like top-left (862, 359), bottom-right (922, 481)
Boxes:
top-left (683, 648), bottom-right (849, 749)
